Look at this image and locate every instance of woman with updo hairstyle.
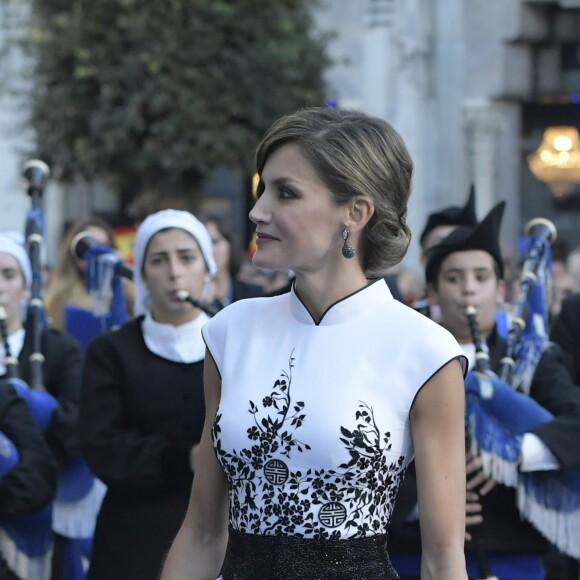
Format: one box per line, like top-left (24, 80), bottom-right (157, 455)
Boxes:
top-left (162, 107), bottom-right (468, 580)
top-left (254, 106), bottom-right (413, 275)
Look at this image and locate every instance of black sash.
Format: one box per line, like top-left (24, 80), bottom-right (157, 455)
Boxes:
top-left (218, 530), bottom-right (399, 580)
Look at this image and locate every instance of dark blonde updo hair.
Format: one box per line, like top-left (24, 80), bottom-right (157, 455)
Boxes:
top-left (255, 107), bottom-right (413, 273)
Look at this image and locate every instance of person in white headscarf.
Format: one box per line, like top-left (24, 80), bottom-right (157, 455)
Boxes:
top-left (79, 209), bottom-right (217, 580)
top-left (0, 230), bottom-right (84, 580)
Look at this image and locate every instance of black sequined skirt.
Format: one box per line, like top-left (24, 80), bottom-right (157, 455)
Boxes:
top-left (217, 530), bottom-right (399, 579)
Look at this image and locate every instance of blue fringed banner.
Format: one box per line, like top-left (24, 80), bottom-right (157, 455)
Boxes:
top-left (465, 371), bottom-right (580, 558)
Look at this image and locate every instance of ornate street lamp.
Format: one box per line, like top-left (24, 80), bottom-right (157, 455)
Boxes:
top-left (528, 126), bottom-right (580, 199)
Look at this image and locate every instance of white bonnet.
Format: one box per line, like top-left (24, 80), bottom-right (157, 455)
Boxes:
top-left (0, 231), bottom-right (32, 288)
top-left (133, 209), bottom-right (217, 316)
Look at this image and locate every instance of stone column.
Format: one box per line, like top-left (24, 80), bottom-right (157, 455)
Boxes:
top-left (362, 0), bottom-right (395, 119)
top-left (463, 99), bottom-right (504, 217)
top-left (392, 0), bottom-right (433, 269)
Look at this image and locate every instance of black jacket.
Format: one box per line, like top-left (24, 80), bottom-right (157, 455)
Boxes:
top-left (15, 327), bottom-right (84, 470)
top-left (0, 381), bottom-right (57, 516)
top-left (551, 292), bottom-right (580, 384)
top-left (80, 317), bottom-right (205, 580)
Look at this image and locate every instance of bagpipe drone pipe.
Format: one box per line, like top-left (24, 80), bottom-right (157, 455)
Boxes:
top-left (464, 218), bottom-right (580, 560)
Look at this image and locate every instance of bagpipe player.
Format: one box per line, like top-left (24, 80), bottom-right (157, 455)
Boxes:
top-left (0, 231), bottom-right (85, 579)
top-left (423, 203), bottom-right (580, 579)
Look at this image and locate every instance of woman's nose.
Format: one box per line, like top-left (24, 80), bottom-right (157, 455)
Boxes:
top-left (168, 257), bottom-right (182, 278)
top-left (249, 194), bottom-right (270, 225)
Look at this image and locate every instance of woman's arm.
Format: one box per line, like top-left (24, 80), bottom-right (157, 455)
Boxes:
top-left (161, 350), bottom-right (229, 580)
top-left (411, 359), bottom-right (467, 580)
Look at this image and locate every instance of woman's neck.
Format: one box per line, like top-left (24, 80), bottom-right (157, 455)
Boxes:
top-left (294, 268), bottom-right (369, 323)
top-left (4, 315), bottom-right (23, 336)
top-left (149, 308), bottom-right (200, 327)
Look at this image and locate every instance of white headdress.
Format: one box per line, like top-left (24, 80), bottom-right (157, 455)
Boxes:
top-left (133, 209), bottom-right (217, 317)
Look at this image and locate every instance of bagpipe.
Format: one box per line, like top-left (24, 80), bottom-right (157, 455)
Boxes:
top-left (0, 161), bottom-right (58, 580)
top-left (69, 231), bottom-right (219, 327)
top-left (464, 306), bottom-right (498, 580)
top-left (464, 218), bottom-right (580, 561)
top-left (0, 161), bottom-right (105, 580)
top-left (22, 163), bottom-right (106, 580)
top-left (63, 231), bottom-right (134, 350)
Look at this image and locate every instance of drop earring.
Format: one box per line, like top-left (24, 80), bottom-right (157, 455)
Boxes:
top-left (341, 228), bottom-right (355, 259)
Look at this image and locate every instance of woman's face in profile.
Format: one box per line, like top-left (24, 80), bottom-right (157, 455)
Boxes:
top-left (249, 142), bottom-right (345, 275)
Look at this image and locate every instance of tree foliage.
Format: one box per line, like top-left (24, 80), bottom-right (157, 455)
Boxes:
top-left (17, 0), bottom-right (330, 196)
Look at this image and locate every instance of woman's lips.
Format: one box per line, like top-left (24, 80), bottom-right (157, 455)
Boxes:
top-left (256, 233), bottom-right (277, 243)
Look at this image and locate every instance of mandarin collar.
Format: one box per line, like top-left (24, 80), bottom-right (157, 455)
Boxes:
top-left (290, 279), bottom-right (393, 326)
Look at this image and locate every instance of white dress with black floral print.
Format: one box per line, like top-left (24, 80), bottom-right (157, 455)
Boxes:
top-left (202, 279), bottom-right (465, 540)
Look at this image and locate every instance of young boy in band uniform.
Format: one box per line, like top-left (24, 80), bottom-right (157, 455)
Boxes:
top-left (425, 203), bottom-right (580, 580)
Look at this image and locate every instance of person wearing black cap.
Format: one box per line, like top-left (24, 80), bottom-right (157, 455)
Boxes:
top-left (424, 202), bottom-right (580, 580)
top-left (419, 185), bottom-right (478, 261)
top-left (407, 186), bottom-right (479, 318)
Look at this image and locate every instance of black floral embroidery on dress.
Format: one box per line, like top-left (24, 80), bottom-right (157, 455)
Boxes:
top-left (212, 351), bottom-right (407, 539)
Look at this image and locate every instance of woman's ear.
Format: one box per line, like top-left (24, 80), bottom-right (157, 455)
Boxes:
top-left (347, 197), bottom-right (374, 233)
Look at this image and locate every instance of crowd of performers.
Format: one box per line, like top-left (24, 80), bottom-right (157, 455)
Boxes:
top-left (0, 166), bottom-right (267, 579)
top-left (1, 107), bottom-right (580, 580)
top-left (389, 194), bottom-right (580, 580)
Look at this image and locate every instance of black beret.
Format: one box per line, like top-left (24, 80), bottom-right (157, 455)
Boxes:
top-left (425, 201), bottom-right (506, 284)
top-left (420, 185), bottom-right (478, 248)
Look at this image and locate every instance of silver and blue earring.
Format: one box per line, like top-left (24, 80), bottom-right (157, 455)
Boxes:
top-left (341, 227), bottom-right (355, 259)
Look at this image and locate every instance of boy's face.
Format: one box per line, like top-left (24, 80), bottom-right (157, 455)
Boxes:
top-left (427, 249), bottom-right (506, 343)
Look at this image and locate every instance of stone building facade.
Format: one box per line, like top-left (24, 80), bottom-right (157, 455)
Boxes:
top-left (314, 0), bottom-right (580, 267)
top-left (2, 0), bottom-right (580, 268)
